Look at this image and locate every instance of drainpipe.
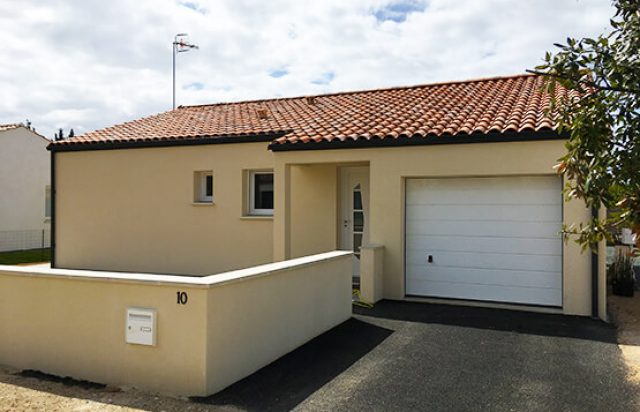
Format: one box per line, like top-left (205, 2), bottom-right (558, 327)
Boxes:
top-left (591, 206), bottom-right (598, 318)
top-left (50, 148), bottom-right (56, 268)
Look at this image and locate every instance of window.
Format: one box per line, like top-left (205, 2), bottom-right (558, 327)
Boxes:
top-left (194, 171), bottom-right (213, 203)
top-left (45, 186), bottom-right (51, 218)
top-left (249, 171), bottom-right (274, 215)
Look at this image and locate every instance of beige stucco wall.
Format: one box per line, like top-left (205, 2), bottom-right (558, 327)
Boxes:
top-left (204, 252), bottom-right (351, 394)
top-left (273, 140), bottom-right (603, 317)
top-left (55, 137), bottom-right (603, 318)
top-left (0, 127), bottom-right (50, 233)
top-left (288, 164), bottom-right (339, 258)
top-left (55, 142), bottom-right (274, 275)
top-left (0, 272), bottom-right (209, 395)
top-left (0, 251), bottom-right (352, 396)
top-left (598, 207), bottom-right (608, 320)
top-left (360, 244), bottom-right (385, 303)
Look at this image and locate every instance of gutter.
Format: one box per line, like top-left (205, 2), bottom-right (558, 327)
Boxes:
top-left (50, 150), bottom-right (56, 268)
top-left (48, 132), bottom-right (289, 153)
top-left (269, 130), bottom-right (569, 152)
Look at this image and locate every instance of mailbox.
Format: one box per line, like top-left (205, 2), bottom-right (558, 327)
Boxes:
top-left (126, 307), bottom-right (157, 346)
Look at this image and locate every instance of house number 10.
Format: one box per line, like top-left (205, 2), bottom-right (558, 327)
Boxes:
top-left (176, 291), bottom-right (188, 305)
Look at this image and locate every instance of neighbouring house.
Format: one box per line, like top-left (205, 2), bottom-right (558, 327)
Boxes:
top-left (48, 74), bottom-right (607, 319)
top-left (0, 124), bottom-right (51, 252)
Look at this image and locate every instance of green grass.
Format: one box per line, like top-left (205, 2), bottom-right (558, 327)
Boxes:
top-left (0, 248), bottom-right (51, 265)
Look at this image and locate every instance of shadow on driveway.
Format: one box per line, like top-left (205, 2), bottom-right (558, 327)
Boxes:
top-left (192, 318), bottom-right (393, 411)
top-left (355, 299), bottom-right (617, 343)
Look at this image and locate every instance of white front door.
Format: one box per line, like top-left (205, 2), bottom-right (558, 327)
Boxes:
top-left (340, 166), bottom-right (369, 281)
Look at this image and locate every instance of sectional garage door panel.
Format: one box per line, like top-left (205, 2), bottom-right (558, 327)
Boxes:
top-left (405, 203), bottom-right (561, 220)
top-left (405, 277), bottom-right (562, 307)
top-left (406, 235), bottom-right (562, 256)
top-left (406, 250), bottom-right (562, 273)
top-left (405, 176), bottom-right (562, 307)
top-left (407, 219), bottom-right (561, 239)
top-left (407, 177), bottom-right (562, 205)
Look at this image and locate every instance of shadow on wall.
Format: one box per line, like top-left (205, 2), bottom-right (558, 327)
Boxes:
top-left (192, 318), bottom-right (393, 411)
top-left (355, 300), bottom-right (618, 344)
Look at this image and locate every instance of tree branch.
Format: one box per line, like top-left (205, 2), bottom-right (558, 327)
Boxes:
top-left (526, 69), bottom-right (640, 95)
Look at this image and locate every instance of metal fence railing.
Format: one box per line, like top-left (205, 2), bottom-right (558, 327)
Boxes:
top-left (0, 229), bottom-right (51, 252)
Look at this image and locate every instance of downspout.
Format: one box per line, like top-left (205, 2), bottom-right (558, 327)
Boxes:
top-left (591, 206), bottom-right (598, 318)
top-left (50, 148), bottom-right (56, 268)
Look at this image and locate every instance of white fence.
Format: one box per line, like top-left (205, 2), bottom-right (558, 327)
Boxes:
top-left (0, 230), bottom-right (51, 252)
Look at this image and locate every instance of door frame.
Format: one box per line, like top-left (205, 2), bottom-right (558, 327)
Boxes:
top-left (339, 166), bottom-right (370, 278)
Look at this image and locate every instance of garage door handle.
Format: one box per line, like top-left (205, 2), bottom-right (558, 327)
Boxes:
top-left (428, 255), bottom-right (433, 263)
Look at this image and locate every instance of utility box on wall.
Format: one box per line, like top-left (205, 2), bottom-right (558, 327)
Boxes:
top-left (126, 307), bottom-right (157, 346)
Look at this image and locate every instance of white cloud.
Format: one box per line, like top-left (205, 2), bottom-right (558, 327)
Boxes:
top-left (0, 0), bottom-right (614, 139)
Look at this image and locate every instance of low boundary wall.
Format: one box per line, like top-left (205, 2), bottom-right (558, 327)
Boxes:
top-left (0, 251), bottom-right (352, 396)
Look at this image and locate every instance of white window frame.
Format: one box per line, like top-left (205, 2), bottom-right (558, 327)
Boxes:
top-left (249, 171), bottom-right (274, 216)
top-left (194, 171), bottom-right (214, 203)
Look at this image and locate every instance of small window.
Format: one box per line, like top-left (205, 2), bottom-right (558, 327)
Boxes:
top-left (45, 186), bottom-right (51, 218)
top-left (194, 171), bottom-right (213, 203)
top-left (249, 171), bottom-right (274, 215)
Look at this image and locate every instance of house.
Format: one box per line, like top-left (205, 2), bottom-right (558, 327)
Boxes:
top-left (48, 74), bottom-right (607, 319)
top-left (0, 124), bottom-right (51, 252)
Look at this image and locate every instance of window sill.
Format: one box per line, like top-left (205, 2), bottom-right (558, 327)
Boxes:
top-left (240, 215), bottom-right (273, 221)
top-left (44, 218), bottom-right (51, 222)
top-left (192, 202), bottom-right (215, 206)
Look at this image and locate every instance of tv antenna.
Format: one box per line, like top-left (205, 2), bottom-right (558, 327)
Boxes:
top-left (172, 33), bottom-right (199, 109)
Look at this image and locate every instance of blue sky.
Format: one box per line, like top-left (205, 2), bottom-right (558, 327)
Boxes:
top-left (0, 0), bottom-right (614, 139)
top-left (373, 1), bottom-right (427, 23)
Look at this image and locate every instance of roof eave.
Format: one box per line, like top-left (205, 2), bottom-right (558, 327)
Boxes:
top-left (47, 132), bottom-right (289, 152)
top-left (268, 129), bottom-right (568, 152)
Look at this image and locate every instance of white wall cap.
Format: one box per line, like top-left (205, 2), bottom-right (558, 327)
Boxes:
top-left (0, 250), bottom-right (352, 288)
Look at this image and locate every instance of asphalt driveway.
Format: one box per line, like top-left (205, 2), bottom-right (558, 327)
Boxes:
top-left (196, 300), bottom-right (640, 411)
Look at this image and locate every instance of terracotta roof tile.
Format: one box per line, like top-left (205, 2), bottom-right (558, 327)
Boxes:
top-left (0, 124), bottom-right (22, 132)
top-left (54, 74), bottom-right (574, 149)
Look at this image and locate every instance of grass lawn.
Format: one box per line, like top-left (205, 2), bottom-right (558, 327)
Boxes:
top-left (0, 248), bottom-right (50, 265)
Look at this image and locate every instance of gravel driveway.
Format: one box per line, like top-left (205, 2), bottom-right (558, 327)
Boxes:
top-left (2, 300), bottom-right (638, 411)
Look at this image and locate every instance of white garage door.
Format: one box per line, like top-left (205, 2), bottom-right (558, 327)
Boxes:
top-left (405, 176), bottom-right (562, 307)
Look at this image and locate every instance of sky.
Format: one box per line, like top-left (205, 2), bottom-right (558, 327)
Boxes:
top-left (0, 0), bottom-right (614, 140)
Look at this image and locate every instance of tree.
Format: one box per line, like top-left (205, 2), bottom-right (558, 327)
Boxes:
top-left (532, 0), bottom-right (640, 250)
top-left (54, 128), bottom-right (64, 141)
top-left (68, 128), bottom-right (75, 138)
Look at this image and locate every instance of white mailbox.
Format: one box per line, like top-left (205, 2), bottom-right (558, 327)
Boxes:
top-left (126, 307), bottom-right (157, 346)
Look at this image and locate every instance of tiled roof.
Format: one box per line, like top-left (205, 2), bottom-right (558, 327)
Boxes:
top-left (53, 74), bottom-right (573, 149)
top-left (0, 124), bottom-right (23, 132)
top-left (0, 123), bottom-right (50, 141)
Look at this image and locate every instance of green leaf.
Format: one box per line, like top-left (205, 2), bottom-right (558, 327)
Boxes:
top-left (533, 0), bottom-right (640, 250)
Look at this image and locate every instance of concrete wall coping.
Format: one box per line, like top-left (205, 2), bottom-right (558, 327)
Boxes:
top-left (0, 250), bottom-right (352, 288)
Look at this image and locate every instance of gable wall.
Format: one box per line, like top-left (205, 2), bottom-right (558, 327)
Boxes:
top-left (0, 127), bottom-right (50, 233)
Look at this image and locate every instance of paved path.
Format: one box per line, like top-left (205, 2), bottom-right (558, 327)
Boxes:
top-left (199, 300), bottom-right (639, 411)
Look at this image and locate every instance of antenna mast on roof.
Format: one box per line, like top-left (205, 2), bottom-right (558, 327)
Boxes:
top-left (172, 33), bottom-right (199, 109)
